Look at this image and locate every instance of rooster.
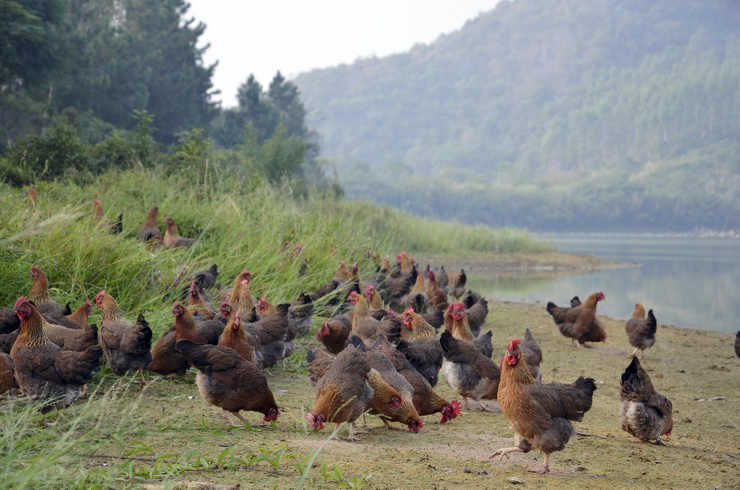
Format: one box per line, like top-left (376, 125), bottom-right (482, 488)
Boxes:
top-left (546, 292), bottom-right (606, 347)
top-left (163, 216), bottom-right (196, 248)
top-left (625, 304), bottom-right (657, 358)
top-left (137, 204), bottom-right (160, 242)
top-left (96, 290), bottom-right (152, 388)
top-left (176, 339), bottom-right (279, 427)
top-left (491, 339), bottom-right (597, 474)
top-left (11, 297), bottom-right (103, 412)
top-left (620, 357), bottom-right (673, 445)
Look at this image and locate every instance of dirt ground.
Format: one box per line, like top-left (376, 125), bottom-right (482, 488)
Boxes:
top-left (79, 253), bottom-right (739, 489)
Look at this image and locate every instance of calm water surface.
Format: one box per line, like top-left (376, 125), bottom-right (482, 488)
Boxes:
top-left (466, 235), bottom-right (739, 334)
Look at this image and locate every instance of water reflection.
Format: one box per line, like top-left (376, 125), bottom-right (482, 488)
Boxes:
top-left (467, 236), bottom-right (740, 334)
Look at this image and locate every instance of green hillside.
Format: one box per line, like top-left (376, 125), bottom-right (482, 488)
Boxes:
top-left (294, 0), bottom-right (740, 232)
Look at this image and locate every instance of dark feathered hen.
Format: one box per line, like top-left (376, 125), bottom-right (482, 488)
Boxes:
top-left (396, 308), bottom-right (443, 387)
top-left (176, 339), bottom-right (279, 427)
top-left (620, 357), bottom-right (673, 445)
top-left (372, 335), bottom-right (461, 424)
top-left (307, 345), bottom-right (374, 441)
top-left (736, 331), bottom-right (740, 358)
top-left (11, 297), bottom-right (102, 412)
top-left (163, 217), bottom-right (196, 248)
top-left (491, 339), bottom-right (597, 474)
top-left (440, 330), bottom-right (500, 410)
top-left (547, 292), bottom-right (606, 347)
top-left (137, 204), bottom-right (160, 242)
top-left (96, 290), bottom-right (152, 387)
top-left (625, 304), bottom-right (657, 358)
top-left (149, 301), bottom-right (224, 376)
top-left (28, 266), bottom-right (67, 324)
top-left (0, 351), bottom-right (16, 396)
top-left (521, 328), bottom-right (543, 381)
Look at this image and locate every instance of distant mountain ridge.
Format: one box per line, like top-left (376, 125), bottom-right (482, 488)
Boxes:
top-left (294, 0), bottom-right (740, 232)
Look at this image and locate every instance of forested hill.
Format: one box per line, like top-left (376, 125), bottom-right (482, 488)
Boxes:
top-left (294, 0), bottom-right (740, 232)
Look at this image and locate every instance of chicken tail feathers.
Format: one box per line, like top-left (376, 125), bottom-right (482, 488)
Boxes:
top-left (646, 309), bottom-right (658, 336)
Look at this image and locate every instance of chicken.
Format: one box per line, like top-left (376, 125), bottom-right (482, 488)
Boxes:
top-left (440, 330), bottom-right (500, 410)
top-left (176, 339), bottom-right (280, 427)
top-left (42, 310), bottom-right (98, 353)
top-left (230, 277), bottom-right (260, 323)
top-left (405, 270), bottom-right (430, 314)
top-left (315, 317), bottom-right (351, 355)
top-left (163, 216), bottom-right (196, 248)
top-left (28, 266), bottom-right (67, 323)
top-left (348, 291), bottom-right (400, 344)
top-left (546, 292), bottom-right (606, 347)
top-left (187, 282), bottom-right (214, 320)
top-left (65, 300), bottom-right (93, 329)
top-left (378, 263), bottom-right (417, 310)
top-left (242, 303), bottom-right (293, 368)
top-left (425, 269), bottom-right (448, 312)
top-left (0, 329), bottom-right (19, 354)
top-left (620, 357), bottom-right (673, 445)
top-left (463, 295), bottom-right (489, 337)
top-left (27, 187), bottom-right (39, 207)
top-left (444, 303), bottom-right (493, 357)
top-left (191, 264), bottom-right (219, 293)
top-left (625, 304), bottom-right (657, 358)
top-left (307, 345), bottom-right (374, 441)
top-left (396, 308), bottom-right (443, 387)
top-left (96, 290), bottom-right (152, 387)
top-left (349, 336), bottom-right (423, 432)
top-left (137, 204), bottom-right (160, 242)
top-left (491, 339), bottom-right (597, 473)
top-left (149, 300), bottom-right (226, 376)
top-left (94, 199), bottom-right (123, 234)
top-left (364, 284), bottom-right (385, 311)
top-left (256, 297), bottom-right (277, 317)
top-left (448, 269), bottom-right (467, 300)
top-left (218, 311), bottom-right (257, 363)
top-left (521, 328), bottom-right (543, 381)
top-left (287, 292), bottom-right (315, 339)
top-left (11, 297), bottom-right (103, 412)
top-left (736, 331), bottom-right (740, 358)
top-left (372, 335), bottom-right (461, 423)
top-left (0, 352), bottom-right (16, 396)
top-left (306, 348), bottom-right (335, 386)
top-left (1, 306), bottom-right (21, 335)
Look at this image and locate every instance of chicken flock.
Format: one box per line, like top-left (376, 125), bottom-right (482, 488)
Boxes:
top-left (0, 198), bottom-right (703, 475)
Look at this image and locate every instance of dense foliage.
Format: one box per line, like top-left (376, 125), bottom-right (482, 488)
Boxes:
top-left (295, 0), bottom-right (740, 232)
top-left (0, 0), bottom-right (329, 190)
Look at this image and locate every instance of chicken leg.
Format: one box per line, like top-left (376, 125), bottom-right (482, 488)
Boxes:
top-left (626, 347), bottom-right (640, 358)
top-left (489, 446), bottom-right (523, 461)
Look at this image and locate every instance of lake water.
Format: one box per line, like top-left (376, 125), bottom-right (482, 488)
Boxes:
top-left (466, 235), bottom-right (740, 334)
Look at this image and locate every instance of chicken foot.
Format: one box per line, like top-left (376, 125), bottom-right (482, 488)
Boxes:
top-left (626, 347), bottom-right (640, 358)
top-left (489, 446), bottom-right (523, 462)
top-left (224, 410), bottom-right (252, 428)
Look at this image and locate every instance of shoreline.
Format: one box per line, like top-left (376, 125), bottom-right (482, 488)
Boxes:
top-left (414, 251), bottom-right (633, 272)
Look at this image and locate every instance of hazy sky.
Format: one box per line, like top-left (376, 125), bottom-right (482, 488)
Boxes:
top-left (187, 0), bottom-right (502, 108)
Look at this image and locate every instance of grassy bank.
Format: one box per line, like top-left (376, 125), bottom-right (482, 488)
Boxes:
top-left (2, 301), bottom-right (737, 488)
top-left (1, 168), bottom-right (553, 487)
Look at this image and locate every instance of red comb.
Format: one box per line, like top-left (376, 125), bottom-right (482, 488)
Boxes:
top-left (14, 296), bottom-right (29, 308)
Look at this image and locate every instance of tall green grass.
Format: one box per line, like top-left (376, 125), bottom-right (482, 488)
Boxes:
top-left (0, 166), bottom-right (551, 486)
top-left (0, 167), bottom-right (550, 330)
